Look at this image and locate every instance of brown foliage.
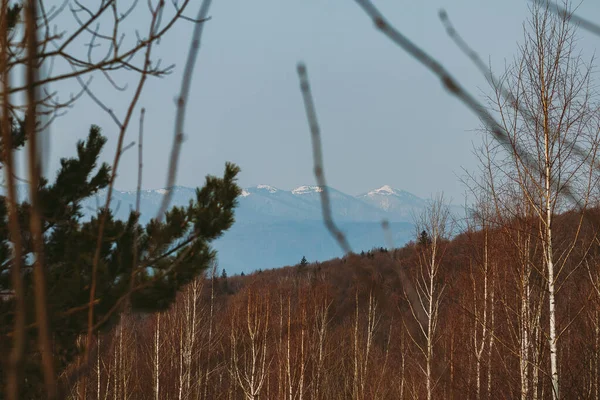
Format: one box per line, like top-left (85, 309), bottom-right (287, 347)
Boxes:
top-left (64, 206), bottom-right (600, 399)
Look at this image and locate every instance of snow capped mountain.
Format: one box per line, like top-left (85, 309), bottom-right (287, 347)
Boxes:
top-left (367, 185), bottom-right (396, 195)
top-left (286, 185), bottom-right (391, 221)
top-left (254, 184), bottom-right (279, 193)
top-left (3, 183), bottom-right (436, 223)
top-left (236, 184), bottom-right (390, 222)
top-left (358, 185), bottom-right (427, 219)
top-left (292, 185), bottom-right (323, 195)
top-left (80, 186), bottom-right (198, 223)
top-left (1, 183), bottom-right (460, 273)
top-left (234, 185), bottom-right (317, 221)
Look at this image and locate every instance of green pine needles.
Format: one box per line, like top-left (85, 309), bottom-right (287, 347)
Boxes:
top-left (0, 125), bottom-right (241, 396)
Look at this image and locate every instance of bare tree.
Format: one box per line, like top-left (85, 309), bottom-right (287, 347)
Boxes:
top-left (308, 287), bottom-right (332, 400)
top-left (466, 200), bottom-right (496, 400)
top-left (405, 195), bottom-right (451, 400)
top-left (482, 3), bottom-right (600, 398)
top-left (229, 287), bottom-right (271, 400)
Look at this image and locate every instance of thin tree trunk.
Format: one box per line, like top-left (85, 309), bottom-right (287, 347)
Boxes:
top-left (154, 313), bottom-right (160, 400)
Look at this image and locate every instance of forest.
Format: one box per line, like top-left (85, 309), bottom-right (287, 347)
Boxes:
top-left (1, 0), bottom-right (600, 399)
top-left (62, 204), bottom-right (600, 399)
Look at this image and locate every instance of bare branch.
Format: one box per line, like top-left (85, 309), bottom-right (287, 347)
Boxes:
top-left (532, 0), bottom-right (600, 37)
top-left (86, 0), bottom-right (165, 363)
top-left (156, 0), bottom-right (213, 221)
top-left (296, 62), bottom-right (352, 255)
top-left (2, 1), bottom-right (26, 397)
top-left (353, 0), bottom-right (580, 208)
top-left (25, 0), bottom-right (57, 396)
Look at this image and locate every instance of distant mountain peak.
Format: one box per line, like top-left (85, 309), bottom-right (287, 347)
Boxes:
top-left (292, 185), bottom-right (323, 195)
top-left (255, 184), bottom-right (279, 193)
top-left (369, 185), bottom-right (396, 195)
top-left (362, 185), bottom-right (421, 200)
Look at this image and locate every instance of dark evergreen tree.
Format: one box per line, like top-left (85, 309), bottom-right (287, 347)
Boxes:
top-left (299, 255), bottom-right (308, 268)
top-left (0, 125), bottom-right (241, 397)
top-left (418, 230), bottom-right (432, 247)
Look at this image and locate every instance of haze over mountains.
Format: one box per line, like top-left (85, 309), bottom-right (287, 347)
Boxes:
top-left (7, 184), bottom-right (462, 273)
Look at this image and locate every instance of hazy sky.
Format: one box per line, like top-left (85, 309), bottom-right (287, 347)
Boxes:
top-left (34, 0), bottom-right (600, 201)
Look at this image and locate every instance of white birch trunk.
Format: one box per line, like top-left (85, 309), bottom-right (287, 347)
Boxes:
top-left (154, 313), bottom-right (160, 400)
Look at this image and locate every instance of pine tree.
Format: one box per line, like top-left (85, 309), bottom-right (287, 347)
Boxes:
top-left (0, 125), bottom-right (241, 397)
top-left (418, 230), bottom-right (432, 247)
top-left (299, 255), bottom-right (308, 268)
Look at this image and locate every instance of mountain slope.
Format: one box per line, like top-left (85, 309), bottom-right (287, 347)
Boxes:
top-left (213, 219), bottom-right (414, 271)
top-left (357, 185), bottom-right (427, 221)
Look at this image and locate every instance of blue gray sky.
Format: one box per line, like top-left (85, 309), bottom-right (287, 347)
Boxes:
top-left (32, 0), bottom-right (600, 201)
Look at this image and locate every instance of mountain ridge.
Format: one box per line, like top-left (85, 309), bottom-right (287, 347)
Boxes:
top-left (74, 183), bottom-right (439, 224)
top-left (2, 183), bottom-right (461, 273)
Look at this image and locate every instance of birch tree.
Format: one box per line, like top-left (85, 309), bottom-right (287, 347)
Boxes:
top-left (308, 287), bottom-right (332, 400)
top-left (484, 2), bottom-right (600, 397)
top-left (466, 199), bottom-right (496, 400)
top-left (405, 195), bottom-right (451, 400)
top-left (229, 287), bottom-right (271, 400)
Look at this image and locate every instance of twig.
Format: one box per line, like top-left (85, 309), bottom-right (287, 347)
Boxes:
top-left (156, 0), bottom-right (212, 221)
top-left (531, 0), bottom-right (600, 37)
top-left (296, 62), bottom-right (352, 255)
top-left (25, 0), bottom-right (57, 397)
top-left (381, 219), bottom-right (394, 250)
top-left (132, 107), bottom-right (144, 294)
top-left (119, 140), bottom-right (136, 156)
top-left (439, 8), bottom-right (600, 180)
top-left (86, 1), bottom-right (163, 364)
top-left (353, 0), bottom-right (580, 207)
top-left (136, 108), bottom-right (145, 217)
top-left (2, 1), bottom-right (26, 397)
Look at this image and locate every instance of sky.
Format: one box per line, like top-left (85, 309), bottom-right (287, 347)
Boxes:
top-left (27, 0), bottom-right (600, 201)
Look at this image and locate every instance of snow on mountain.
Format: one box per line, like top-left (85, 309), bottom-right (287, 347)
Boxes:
top-left (255, 184), bottom-right (279, 193)
top-left (292, 185), bottom-right (323, 195)
top-left (2, 183), bottom-right (429, 223)
top-left (286, 185), bottom-right (391, 222)
top-left (357, 185), bottom-right (427, 220)
top-left (235, 185), bottom-right (318, 221)
top-left (80, 186), bottom-right (198, 223)
top-left (0, 183), bottom-right (462, 273)
top-left (368, 185), bottom-right (396, 195)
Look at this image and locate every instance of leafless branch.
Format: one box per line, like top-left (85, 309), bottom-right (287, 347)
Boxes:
top-left (86, 0), bottom-right (164, 363)
top-left (439, 8), bottom-right (600, 189)
top-left (136, 107), bottom-right (145, 216)
top-left (25, 0), bottom-right (57, 397)
top-left (156, 0), bottom-right (213, 221)
top-left (2, 1), bottom-right (26, 397)
top-left (353, 0), bottom-right (580, 208)
top-left (131, 107), bottom-right (145, 295)
top-left (296, 62), bottom-right (352, 255)
top-left (381, 219), bottom-right (394, 250)
top-left (532, 0), bottom-right (600, 37)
